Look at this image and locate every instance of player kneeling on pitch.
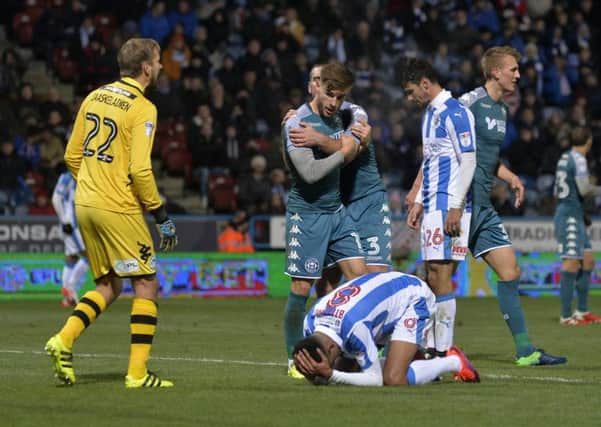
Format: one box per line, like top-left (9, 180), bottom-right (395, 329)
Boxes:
top-left (293, 271), bottom-right (479, 386)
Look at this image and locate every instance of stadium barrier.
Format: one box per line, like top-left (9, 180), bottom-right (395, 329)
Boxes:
top-left (1, 215), bottom-right (601, 299)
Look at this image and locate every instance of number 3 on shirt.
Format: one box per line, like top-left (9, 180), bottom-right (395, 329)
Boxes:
top-left (83, 112), bottom-right (117, 163)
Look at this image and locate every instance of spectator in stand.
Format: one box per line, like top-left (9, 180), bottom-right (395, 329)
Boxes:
top-left (285, 51), bottom-right (310, 95)
top-left (139, 1), bottom-right (170, 46)
top-left (237, 154), bottom-right (272, 215)
top-left (543, 54), bottom-right (575, 107)
top-left (188, 113), bottom-right (228, 207)
top-left (238, 38), bottom-right (263, 75)
top-left (40, 87), bottom-right (71, 128)
top-left (15, 83), bottom-right (40, 123)
top-left (205, 8), bottom-right (229, 51)
top-left (285, 7), bottom-right (305, 47)
top-left (326, 27), bottom-right (347, 64)
top-left (492, 17), bottom-right (526, 56)
top-left (78, 15), bottom-right (96, 50)
top-left (181, 72), bottom-right (209, 118)
top-left (347, 20), bottom-right (381, 67)
top-left (269, 168), bottom-right (288, 214)
top-left (467, 0), bottom-right (501, 35)
top-left (187, 54), bottom-right (211, 85)
top-left (447, 9), bottom-right (481, 55)
top-left (167, 0), bottom-right (197, 40)
top-left (0, 48), bottom-right (25, 98)
top-left (29, 189), bottom-right (55, 215)
top-left (507, 127), bottom-right (542, 193)
top-left (0, 139), bottom-right (29, 215)
top-left (148, 73), bottom-right (185, 120)
top-left (216, 54), bottom-right (241, 95)
top-left (162, 32), bottom-right (191, 82)
top-left (417, 6), bottom-right (447, 53)
top-left (218, 210), bottom-right (255, 253)
top-left (190, 25), bottom-right (210, 59)
top-left (432, 42), bottom-right (453, 82)
top-left (79, 34), bottom-right (116, 92)
top-left (223, 124), bottom-right (245, 176)
top-left (15, 124), bottom-right (42, 171)
top-left (38, 127), bottom-right (65, 184)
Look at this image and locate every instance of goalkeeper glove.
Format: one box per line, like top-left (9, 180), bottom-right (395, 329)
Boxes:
top-left (151, 206), bottom-right (178, 252)
top-left (156, 218), bottom-right (178, 251)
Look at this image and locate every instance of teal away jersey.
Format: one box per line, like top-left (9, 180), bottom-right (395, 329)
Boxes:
top-left (339, 101), bottom-right (385, 204)
top-left (460, 87), bottom-right (507, 207)
top-left (554, 149), bottom-right (587, 217)
top-left (282, 103), bottom-right (344, 212)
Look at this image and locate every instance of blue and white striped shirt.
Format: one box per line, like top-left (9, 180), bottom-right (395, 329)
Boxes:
top-left (421, 89), bottom-right (476, 213)
top-left (51, 172), bottom-right (77, 225)
top-left (304, 272), bottom-right (433, 377)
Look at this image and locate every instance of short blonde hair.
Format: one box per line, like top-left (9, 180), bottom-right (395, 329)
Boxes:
top-left (481, 46), bottom-right (520, 80)
top-left (320, 62), bottom-right (354, 91)
top-left (117, 38), bottom-right (160, 78)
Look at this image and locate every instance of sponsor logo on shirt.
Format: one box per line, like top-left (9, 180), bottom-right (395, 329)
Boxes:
top-left (144, 121), bottom-right (154, 137)
top-left (114, 259), bottom-right (140, 274)
top-left (452, 245), bottom-right (468, 256)
top-left (485, 117), bottom-right (506, 133)
top-left (404, 317), bottom-right (417, 329)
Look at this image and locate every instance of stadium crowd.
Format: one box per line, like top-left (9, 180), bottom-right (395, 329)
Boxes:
top-left (0, 0), bottom-right (599, 216)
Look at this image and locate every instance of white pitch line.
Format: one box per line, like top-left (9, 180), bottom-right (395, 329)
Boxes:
top-left (482, 373), bottom-right (591, 384)
top-left (0, 349), bottom-right (285, 367)
top-left (2, 349), bottom-right (599, 384)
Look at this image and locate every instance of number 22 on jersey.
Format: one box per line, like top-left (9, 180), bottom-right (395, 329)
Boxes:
top-left (83, 112), bottom-right (117, 163)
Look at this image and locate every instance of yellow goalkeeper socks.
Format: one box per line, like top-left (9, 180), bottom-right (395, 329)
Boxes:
top-left (127, 298), bottom-right (158, 379)
top-left (59, 290), bottom-right (107, 349)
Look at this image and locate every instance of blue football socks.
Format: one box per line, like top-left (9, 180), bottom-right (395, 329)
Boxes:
top-left (560, 271), bottom-right (578, 318)
top-left (284, 292), bottom-right (308, 358)
top-left (497, 279), bottom-right (535, 357)
top-left (575, 270), bottom-right (591, 313)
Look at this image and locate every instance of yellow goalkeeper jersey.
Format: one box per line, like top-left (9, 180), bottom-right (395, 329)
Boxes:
top-left (65, 77), bottom-right (162, 214)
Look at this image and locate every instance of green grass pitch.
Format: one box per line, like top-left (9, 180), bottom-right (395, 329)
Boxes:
top-left (1, 296), bottom-right (601, 427)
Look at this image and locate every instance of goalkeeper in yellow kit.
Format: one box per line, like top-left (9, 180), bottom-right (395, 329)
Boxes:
top-left (45, 38), bottom-right (178, 388)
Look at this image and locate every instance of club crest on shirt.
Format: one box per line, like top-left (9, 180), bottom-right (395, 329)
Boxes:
top-left (304, 257), bottom-right (320, 274)
top-left (459, 131), bottom-right (472, 148)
